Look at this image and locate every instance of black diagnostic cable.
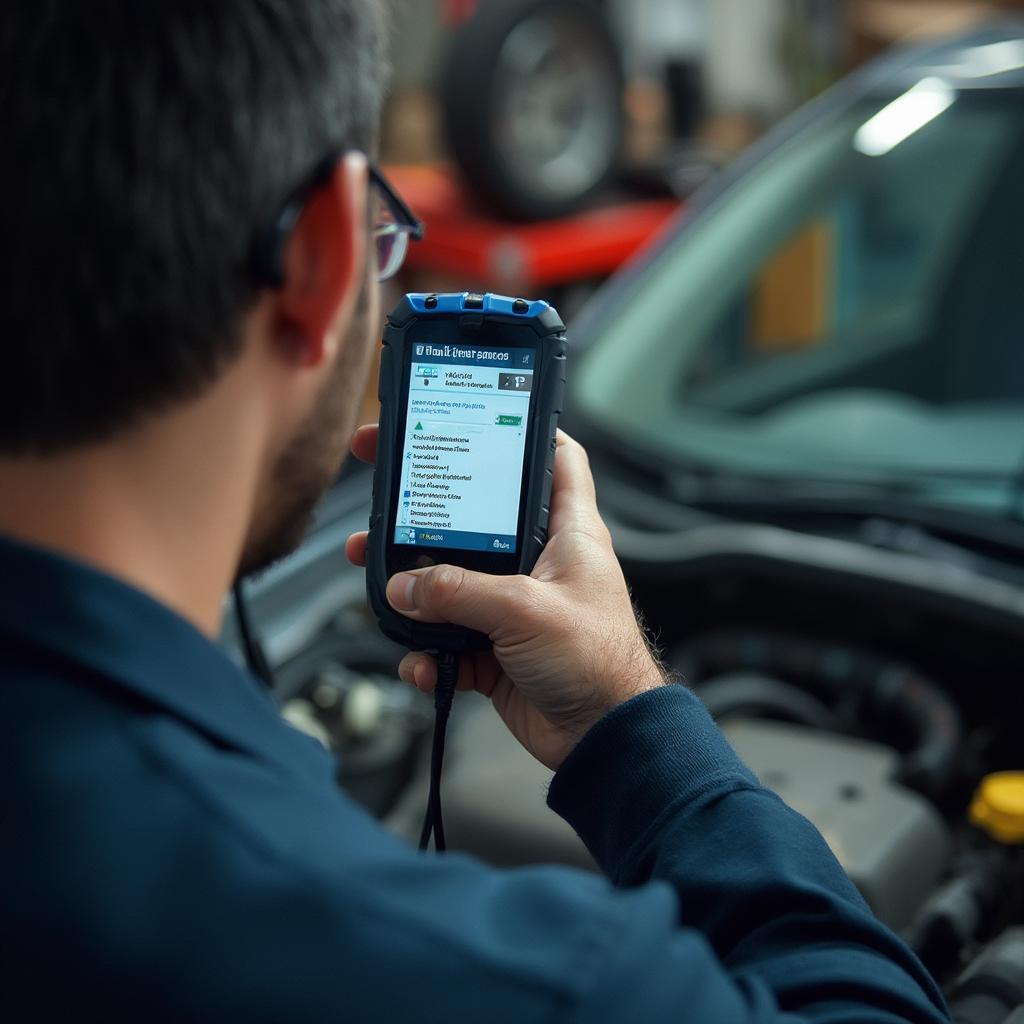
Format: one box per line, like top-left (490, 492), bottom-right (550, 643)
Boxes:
top-left (418, 651), bottom-right (460, 853)
top-left (232, 580), bottom-right (276, 691)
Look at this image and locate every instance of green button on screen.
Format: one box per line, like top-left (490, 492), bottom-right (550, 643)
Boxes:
top-left (496, 415), bottom-right (523, 426)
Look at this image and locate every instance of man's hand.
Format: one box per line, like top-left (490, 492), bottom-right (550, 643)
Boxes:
top-left (346, 426), bottom-right (667, 770)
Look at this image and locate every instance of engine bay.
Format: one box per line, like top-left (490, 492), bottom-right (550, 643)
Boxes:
top-left (267, 487), bottom-right (1024, 1016)
top-left (624, 519), bottom-right (1024, 1007)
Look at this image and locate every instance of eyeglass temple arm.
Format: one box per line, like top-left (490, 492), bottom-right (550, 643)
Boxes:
top-left (370, 164), bottom-right (425, 241)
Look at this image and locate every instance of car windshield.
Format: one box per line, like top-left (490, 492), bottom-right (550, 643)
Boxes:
top-left (573, 83), bottom-right (1024, 519)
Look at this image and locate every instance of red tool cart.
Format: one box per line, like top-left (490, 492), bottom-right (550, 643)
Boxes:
top-left (386, 163), bottom-right (682, 308)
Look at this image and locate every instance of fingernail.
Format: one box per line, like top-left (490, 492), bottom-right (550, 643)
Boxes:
top-left (387, 572), bottom-right (417, 611)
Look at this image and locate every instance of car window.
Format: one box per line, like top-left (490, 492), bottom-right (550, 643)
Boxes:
top-left (682, 92), bottom-right (1010, 412)
top-left (573, 85), bottom-right (1024, 514)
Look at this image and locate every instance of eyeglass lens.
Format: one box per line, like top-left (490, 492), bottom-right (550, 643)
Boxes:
top-left (371, 177), bottom-right (415, 282)
top-left (376, 227), bottom-right (409, 282)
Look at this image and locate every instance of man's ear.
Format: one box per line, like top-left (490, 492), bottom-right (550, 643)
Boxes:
top-left (276, 152), bottom-right (368, 368)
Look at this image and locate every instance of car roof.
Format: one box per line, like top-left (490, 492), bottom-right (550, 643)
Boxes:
top-left (867, 18), bottom-right (1024, 92)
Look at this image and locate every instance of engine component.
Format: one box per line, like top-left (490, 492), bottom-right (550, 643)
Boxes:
top-left (281, 698), bottom-right (333, 749)
top-left (722, 719), bottom-right (950, 930)
top-left (904, 849), bottom-right (1010, 980)
top-left (675, 630), bottom-right (964, 799)
top-left (971, 773), bottom-right (1024, 845)
top-left (946, 929), bottom-right (1024, 1024)
top-left (696, 672), bottom-right (842, 731)
top-left (908, 773), bottom-right (1024, 978)
top-left (385, 693), bottom-right (595, 869)
top-left (867, 665), bottom-right (961, 798)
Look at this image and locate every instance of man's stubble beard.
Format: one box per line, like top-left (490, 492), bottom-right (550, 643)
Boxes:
top-left (237, 279), bottom-right (375, 579)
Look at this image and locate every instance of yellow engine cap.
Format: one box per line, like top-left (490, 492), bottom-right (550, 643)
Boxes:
top-left (970, 772), bottom-right (1024, 844)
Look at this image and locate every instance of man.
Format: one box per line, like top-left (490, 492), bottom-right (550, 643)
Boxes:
top-left (0, 2), bottom-right (947, 1021)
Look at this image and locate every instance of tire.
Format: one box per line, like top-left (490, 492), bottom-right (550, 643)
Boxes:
top-left (439, 0), bottom-right (625, 221)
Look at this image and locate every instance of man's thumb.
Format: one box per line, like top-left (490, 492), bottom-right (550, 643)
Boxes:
top-left (386, 564), bottom-right (537, 637)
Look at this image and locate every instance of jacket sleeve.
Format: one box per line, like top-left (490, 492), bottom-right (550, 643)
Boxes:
top-left (543, 684), bottom-right (949, 1023)
top-left (64, 679), bottom-right (950, 1023)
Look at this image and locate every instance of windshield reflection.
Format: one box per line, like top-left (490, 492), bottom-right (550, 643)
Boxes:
top-left (574, 89), bottom-right (1024, 521)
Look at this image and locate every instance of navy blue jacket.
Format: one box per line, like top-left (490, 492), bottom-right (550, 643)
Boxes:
top-left (0, 534), bottom-right (948, 1022)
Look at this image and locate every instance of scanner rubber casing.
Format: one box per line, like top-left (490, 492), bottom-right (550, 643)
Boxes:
top-left (366, 292), bottom-right (567, 652)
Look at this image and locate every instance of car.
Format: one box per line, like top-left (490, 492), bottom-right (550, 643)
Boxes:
top-left (237, 18), bottom-right (1024, 1007)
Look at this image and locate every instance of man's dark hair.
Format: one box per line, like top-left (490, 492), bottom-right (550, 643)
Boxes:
top-left (0, 0), bottom-right (385, 454)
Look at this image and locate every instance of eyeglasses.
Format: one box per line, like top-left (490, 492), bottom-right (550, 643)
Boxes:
top-left (368, 164), bottom-right (425, 281)
top-left (251, 152), bottom-right (424, 288)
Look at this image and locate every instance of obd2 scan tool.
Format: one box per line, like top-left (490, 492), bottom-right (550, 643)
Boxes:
top-left (366, 293), bottom-right (567, 850)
